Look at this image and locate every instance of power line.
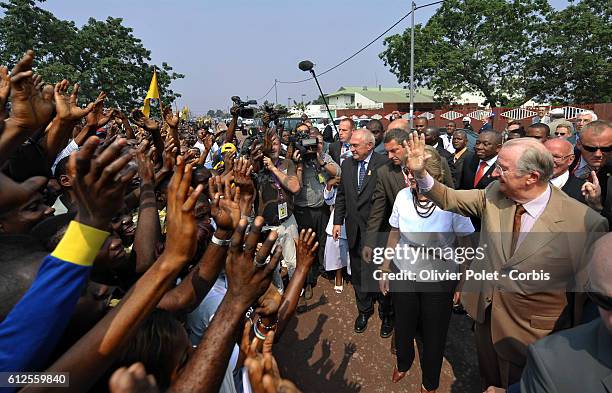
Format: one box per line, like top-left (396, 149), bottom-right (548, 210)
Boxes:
top-left (275, 0), bottom-right (442, 85)
top-left (256, 81), bottom-right (277, 101)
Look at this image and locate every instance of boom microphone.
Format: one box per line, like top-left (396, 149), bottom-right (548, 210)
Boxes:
top-left (298, 60), bottom-right (314, 72)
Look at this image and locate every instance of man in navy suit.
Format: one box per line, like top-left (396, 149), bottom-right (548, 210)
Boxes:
top-left (333, 129), bottom-right (392, 334)
top-left (459, 131), bottom-right (502, 190)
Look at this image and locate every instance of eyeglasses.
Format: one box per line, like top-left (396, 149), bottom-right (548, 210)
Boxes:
top-left (587, 291), bottom-right (612, 311)
top-left (493, 163), bottom-right (513, 176)
top-left (551, 154), bottom-right (573, 163)
top-left (582, 144), bottom-right (612, 153)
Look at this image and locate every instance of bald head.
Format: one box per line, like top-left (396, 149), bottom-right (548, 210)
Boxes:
top-left (423, 126), bottom-right (440, 146)
top-left (544, 138), bottom-right (573, 155)
top-left (544, 138), bottom-right (575, 177)
top-left (349, 128), bottom-right (375, 161)
top-left (388, 118), bottom-right (409, 132)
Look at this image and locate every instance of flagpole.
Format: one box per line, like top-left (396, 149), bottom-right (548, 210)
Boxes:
top-left (155, 67), bottom-right (164, 126)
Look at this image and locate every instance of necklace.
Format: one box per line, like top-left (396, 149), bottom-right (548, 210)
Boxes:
top-left (412, 190), bottom-right (436, 218)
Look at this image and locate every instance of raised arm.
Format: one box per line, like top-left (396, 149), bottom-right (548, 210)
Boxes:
top-left (0, 136), bottom-right (135, 375)
top-left (404, 133), bottom-right (485, 218)
top-left (167, 217), bottom-right (281, 393)
top-left (132, 141), bottom-right (161, 273)
top-left (24, 156), bottom-right (204, 393)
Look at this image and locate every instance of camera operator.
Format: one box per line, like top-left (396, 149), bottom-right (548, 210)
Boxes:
top-left (256, 130), bottom-right (301, 284)
top-left (292, 124), bottom-right (340, 299)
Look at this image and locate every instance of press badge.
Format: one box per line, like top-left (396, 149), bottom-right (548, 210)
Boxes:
top-left (278, 202), bottom-right (288, 220)
top-left (317, 173), bottom-right (325, 184)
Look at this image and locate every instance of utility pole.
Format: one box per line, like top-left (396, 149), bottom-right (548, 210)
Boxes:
top-left (288, 97), bottom-right (292, 109)
top-left (409, 1), bottom-right (416, 131)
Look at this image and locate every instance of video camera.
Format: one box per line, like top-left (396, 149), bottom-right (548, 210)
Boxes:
top-left (231, 96), bottom-right (257, 119)
top-left (240, 127), bottom-right (264, 157)
top-left (288, 130), bottom-right (318, 160)
top-left (262, 103), bottom-right (288, 125)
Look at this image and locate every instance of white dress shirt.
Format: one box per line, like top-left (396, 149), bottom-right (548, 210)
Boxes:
top-left (356, 151), bottom-right (373, 188)
top-left (416, 173), bottom-right (552, 250)
top-left (550, 170), bottom-right (570, 189)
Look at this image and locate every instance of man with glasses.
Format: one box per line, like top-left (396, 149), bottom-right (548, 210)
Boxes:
top-left (333, 129), bottom-right (391, 335)
top-left (572, 121), bottom-right (612, 176)
top-left (293, 127), bottom-right (340, 300)
top-left (519, 232), bottom-right (612, 393)
top-left (404, 134), bottom-right (608, 390)
top-left (544, 138), bottom-right (586, 204)
top-left (554, 123), bottom-right (573, 139)
top-left (576, 110), bottom-right (598, 133)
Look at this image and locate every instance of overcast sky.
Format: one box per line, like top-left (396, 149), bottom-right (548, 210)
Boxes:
top-left (43, 0), bottom-right (568, 115)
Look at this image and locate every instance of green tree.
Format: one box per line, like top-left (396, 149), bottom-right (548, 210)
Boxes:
top-left (527, 0), bottom-right (611, 104)
top-left (0, 0), bottom-right (184, 110)
top-left (206, 109), bottom-right (215, 117)
top-left (379, 0), bottom-right (551, 107)
top-left (312, 95), bottom-right (326, 105)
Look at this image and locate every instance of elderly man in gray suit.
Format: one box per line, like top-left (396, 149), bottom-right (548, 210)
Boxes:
top-left (518, 232), bottom-right (612, 393)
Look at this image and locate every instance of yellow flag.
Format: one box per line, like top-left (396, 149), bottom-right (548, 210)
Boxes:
top-left (143, 69), bottom-right (160, 117)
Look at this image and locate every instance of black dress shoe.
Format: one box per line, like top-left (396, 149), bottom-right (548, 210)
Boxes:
top-left (380, 316), bottom-right (393, 338)
top-left (354, 313), bottom-right (370, 333)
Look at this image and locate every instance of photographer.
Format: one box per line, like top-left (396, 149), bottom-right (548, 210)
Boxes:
top-left (293, 125), bottom-right (340, 299)
top-left (255, 131), bottom-right (301, 284)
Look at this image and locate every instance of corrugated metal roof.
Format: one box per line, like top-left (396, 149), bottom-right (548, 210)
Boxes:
top-left (326, 86), bottom-right (435, 103)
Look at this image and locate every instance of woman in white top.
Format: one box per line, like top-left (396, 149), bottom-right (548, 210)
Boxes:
top-left (378, 146), bottom-right (474, 393)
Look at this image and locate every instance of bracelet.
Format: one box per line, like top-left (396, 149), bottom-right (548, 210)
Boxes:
top-left (211, 234), bottom-right (231, 247)
top-left (257, 316), bottom-right (278, 330)
top-left (379, 267), bottom-right (392, 273)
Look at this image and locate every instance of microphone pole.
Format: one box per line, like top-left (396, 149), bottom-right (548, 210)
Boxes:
top-left (298, 60), bottom-right (339, 136)
top-left (308, 68), bottom-right (339, 136)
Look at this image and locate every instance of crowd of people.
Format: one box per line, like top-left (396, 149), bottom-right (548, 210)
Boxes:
top-left (0, 49), bottom-right (611, 393)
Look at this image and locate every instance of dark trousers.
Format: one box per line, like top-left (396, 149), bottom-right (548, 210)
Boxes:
top-left (349, 248), bottom-right (392, 319)
top-left (391, 280), bottom-right (454, 391)
top-left (293, 204), bottom-right (330, 286)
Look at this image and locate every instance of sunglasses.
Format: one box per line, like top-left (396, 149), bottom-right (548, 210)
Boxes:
top-left (582, 144), bottom-right (612, 153)
top-left (554, 132), bottom-right (568, 136)
top-left (587, 291), bottom-right (612, 311)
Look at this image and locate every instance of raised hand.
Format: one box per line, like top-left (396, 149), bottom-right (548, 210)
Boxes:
top-left (69, 136), bottom-right (137, 230)
top-left (245, 331), bottom-right (301, 393)
top-left (84, 91), bottom-right (110, 127)
top-left (582, 170), bottom-right (603, 211)
top-left (54, 81), bottom-right (100, 123)
top-left (402, 132), bottom-right (431, 177)
top-left (208, 175), bottom-right (241, 231)
top-left (164, 155), bottom-right (204, 261)
top-left (225, 216), bottom-right (281, 308)
top-left (109, 363), bottom-right (160, 393)
top-left (233, 156), bottom-right (255, 195)
top-left (162, 105), bottom-right (180, 128)
top-left (131, 108), bottom-right (160, 132)
top-left (0, 66), bottom-right (10, 112)
top-left (8, 50), bottom-right (54, 131)
top-left (296, 228), bottom-right (318, 272)
top-left (256, 283), bottom-right (282, 317)
top-left (136, 140), bottom-right (156, 186)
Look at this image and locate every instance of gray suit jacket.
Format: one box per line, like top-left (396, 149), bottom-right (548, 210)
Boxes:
top-left (520, 318), bottom-right (612, 393)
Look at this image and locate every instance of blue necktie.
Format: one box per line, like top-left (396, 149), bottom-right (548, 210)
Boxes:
top-left (358, 161), bottom-right (366, 192)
